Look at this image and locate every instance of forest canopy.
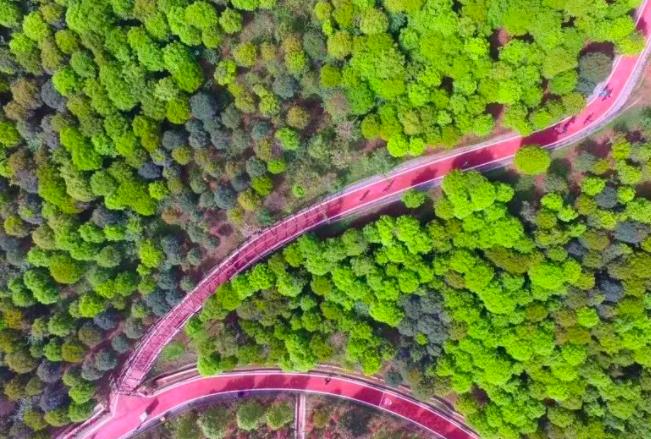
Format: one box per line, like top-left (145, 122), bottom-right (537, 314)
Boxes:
top-left (0, 0), bottom-right (646, 436)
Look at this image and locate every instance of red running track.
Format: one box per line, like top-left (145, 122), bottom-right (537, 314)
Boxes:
top-left (78, 371), bottom-right (478, 439)
top-left (63, 1), bottom-right (651, 437)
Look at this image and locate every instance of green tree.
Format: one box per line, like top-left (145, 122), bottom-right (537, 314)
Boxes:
top-left (237, 400), bottom-right (266, 431)
top-left (163, 42), bottom-right (203, 93)
top-left (401, 189), bottom-right (426, 208)
top-left (514, 146), bottom-right (551, 175)
top-left (266, 402), bottom-right (294, 430)
top-left (197, 406), bottom-right (229, 438)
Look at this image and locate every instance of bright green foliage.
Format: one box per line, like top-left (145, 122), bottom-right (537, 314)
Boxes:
top-left (401, 189), bottom-right (426, 208)
top-left (311, 0), bottom-right (638, 156)
top-left (138, 239), bottom-right (164, 268)
top-left (68, 381), bottom-right (95, 404)
top-left (0, 0), bottom-right (22, 28)
top-left (185, 2), bottom-right (218, 29)
top-left (48, 253), bottom-right (84, 284)
top-left (275, 128), bottom-right (300, 150)
top-left (232, 42), bottom-right (257, 67)
top-left (219, 9), bottom-right (242, 34)
top-left (514, 145), bottom-right (552, 175)
top-left (0, 121), bottom-right (21, 147)
top-left (127, 27), bottom-right (165, 72)
top-left (163, 42), bottom-right (203, 93)
top-left (23, 11), bottom-right (50, 43)
top-left (68, 401), bottom-right (94, 422)
top-left (359, 8), bottom-right (388, 35)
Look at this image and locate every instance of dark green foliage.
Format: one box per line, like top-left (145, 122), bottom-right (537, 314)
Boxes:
top-left (577, 52), bottom-right (613, 95)
top-left (265, 402), bottom-right (294, 430)
top-left (236, 400), bottom-right (265, 431)
top-left (148, 396), bottom-right (298, 438)
top-left (197, 406), bottom-right (229, 438)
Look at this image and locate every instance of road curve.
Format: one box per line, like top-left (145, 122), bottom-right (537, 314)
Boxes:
top-left (76, 370), bottom-right (478, 439)
top-left (63, 1), bottom-right (651, 437)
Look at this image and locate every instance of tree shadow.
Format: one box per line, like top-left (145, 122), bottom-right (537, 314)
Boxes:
top-left (217, 223), bottom-right (233, 237)
top-left (449, 147), bottom-right (497, 172)
top-left (549, 157), bottom-right (572, 177)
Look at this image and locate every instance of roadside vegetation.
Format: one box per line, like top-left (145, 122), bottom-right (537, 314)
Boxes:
top-left (190, 134), bottom-right (651, 439)
top-left (136, 391), bottom-right (431, 439)
top-left (0, 0), bottom-right (645, 436)
top-left (306, 394), bottom-right (430, 438)
top-left (134, 393), bottom-right (294, 438)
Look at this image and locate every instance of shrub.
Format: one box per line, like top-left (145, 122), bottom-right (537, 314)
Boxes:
top-left (267, 158), bottom-right (286, 174)
top-left (23, 408), bottom-right (47, 431)
top-left (36, 361), bottom-right (63, 383)
top-left (237, 400), bottom-right (265, 431)
top-left (266, 402), bottom-right (294, 430)
top-left (23, 11), bottom-right (50, 43)
top-left (111, 333), bottom-right (131, 353)
top-left (138, 239), bottom-right (164, 268)
top-left (94, 348), bottom-right (118, 371)
top-left (48, 253), bottom-right (84, 284)
top-left (232, 0), bottom-right (259, 10)
top-left (219, 8), bottom-right (242, 34)
top-left (233, 42), bottom-right (257, 67)
top-left (5, 348), bottom-right (38, 373)
top-left (327, 31), bottom-right (352, 59)
top-left (272, 75), bottom-right (298, 99)
top-left (44, 408), bottom-right (70, 426)
top-left (401, 189), bottom-right (427, 208)
top-left (127, 27), bottom-right (165, 72)
top-left (214, 185), bottom-right (237, 209)
top-left (61, 341), bottom-right (86, 363)
top-left (197, 406), bottom-right (229, 438)
top-left (167, 96), bottom-right (192, 124)
top-left (77, 322), bottom-right (103, 348)
top-left (185, 1), bottom-right (218, 29)
top-left (189, 92), bottom-right (218, 121)
top-left (68, 401), bottom-right (94, 422)
top-left (275, 127), bottom-right (300, 150)
top-left (68, 381), bottom-right (96, 404)
top-left (0, 0), bottom-right (22, 28)
top-left (286, 106), bottom-right (310, 129)
top-left (359, 8), bottom-right (388, 35)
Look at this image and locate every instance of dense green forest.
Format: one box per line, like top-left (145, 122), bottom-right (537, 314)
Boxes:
top-left (0, 0), bottom-right (645, 435)
top-left (190, 139), bottom-right (651, 439)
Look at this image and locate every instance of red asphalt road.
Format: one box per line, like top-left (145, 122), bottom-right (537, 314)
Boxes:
top-left (82, 371), bottom-right (477, 439)
top-left (65, 2), bottom-right (651, 438)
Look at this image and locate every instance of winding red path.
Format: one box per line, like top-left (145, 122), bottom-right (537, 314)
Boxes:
top-left (79, 370), bottom-right (477, 439)
top-left (64, 2), bottom-right (651, 437)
